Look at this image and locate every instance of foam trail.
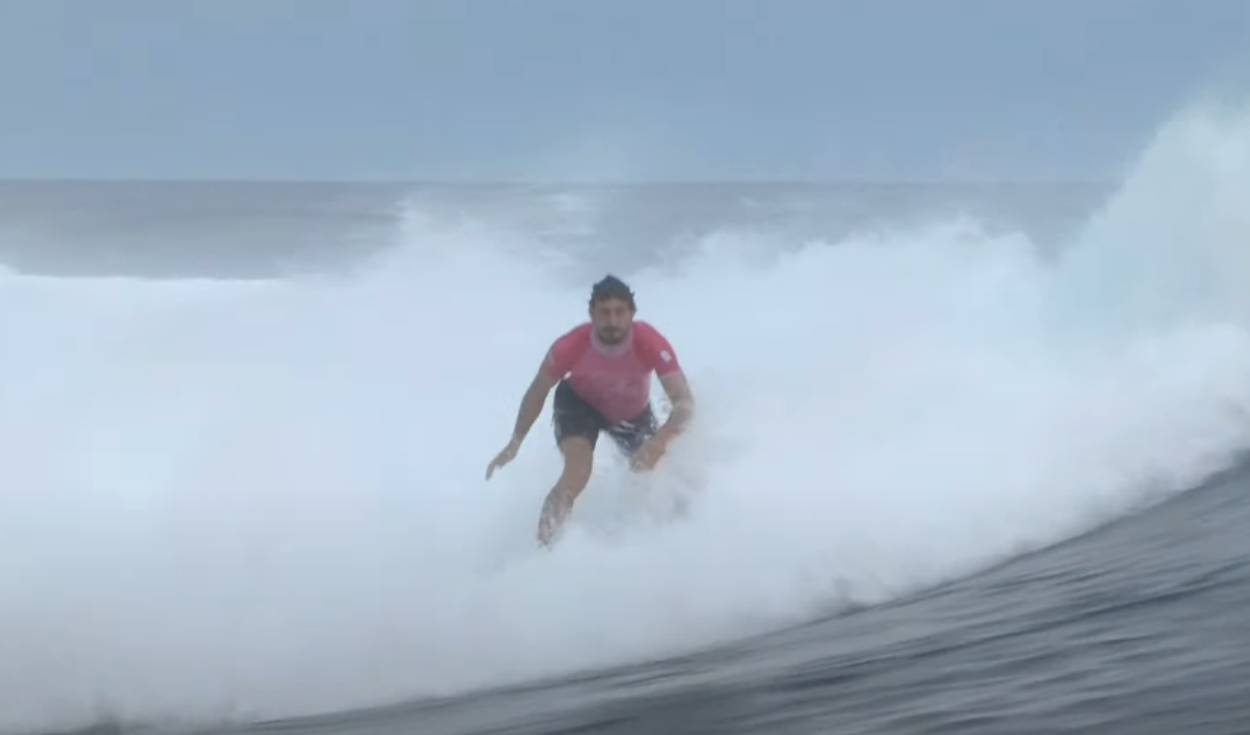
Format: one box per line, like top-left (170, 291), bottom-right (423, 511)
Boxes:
top-left (4, 103), bottom-right (1250, 733)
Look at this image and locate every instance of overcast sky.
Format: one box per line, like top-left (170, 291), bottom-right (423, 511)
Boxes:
top-left (2, 0), bottom-right (1247, 182)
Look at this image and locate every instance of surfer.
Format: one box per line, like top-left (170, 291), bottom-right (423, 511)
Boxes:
top-left (485, 275), bottom-right (695, 546)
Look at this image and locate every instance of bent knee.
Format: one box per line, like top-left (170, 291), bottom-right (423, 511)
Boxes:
top-left (562, 458), bottom-right (593, 486)
top-left (559, 436), bottom-right (594, 461)
top-left (559, 437), bottom-right (594, 481)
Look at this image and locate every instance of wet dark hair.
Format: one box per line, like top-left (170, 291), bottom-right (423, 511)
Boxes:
top-left (589, 274), bottom-right (636, 310)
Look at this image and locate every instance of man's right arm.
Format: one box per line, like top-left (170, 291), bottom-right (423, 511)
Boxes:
top-left (508, 358), bottom-right (559, 447)
top-left (488, 331), bottom-right (580, 480)
top-left (487, 354), bottom-right (561, 480)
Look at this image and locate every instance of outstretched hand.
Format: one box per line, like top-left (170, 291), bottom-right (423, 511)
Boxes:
top-left (486, 438), bottom-right (521, 480)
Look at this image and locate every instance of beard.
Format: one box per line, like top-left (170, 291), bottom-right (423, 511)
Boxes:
top-left (596, 325), bottom-right (628, 344)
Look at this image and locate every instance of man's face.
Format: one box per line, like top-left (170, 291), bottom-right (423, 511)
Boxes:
top-left (590, 297), bottom-right (634, 345)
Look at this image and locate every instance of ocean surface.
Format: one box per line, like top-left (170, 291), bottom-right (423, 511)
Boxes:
top-left (4, 103), bottom-right (1250, 734)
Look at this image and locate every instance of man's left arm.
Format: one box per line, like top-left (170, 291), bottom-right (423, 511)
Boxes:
top-left (655, 370), bottom-right (695, 445)
top-left (634, 322), bottom-right (694, 466)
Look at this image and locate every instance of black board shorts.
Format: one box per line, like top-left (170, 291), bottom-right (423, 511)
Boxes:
top-left (553, 379), bottom-right (657, 455)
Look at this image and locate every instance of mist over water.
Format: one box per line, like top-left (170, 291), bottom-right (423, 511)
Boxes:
top-left (1058, 100), bottom-right (1250, 332)
top-left (3, 101), bottom-right (1250, 733)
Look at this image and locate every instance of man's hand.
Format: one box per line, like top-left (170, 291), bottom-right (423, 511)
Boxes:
top-left (486, 437), bottom-right (521, 479)
top-left (630, 435), bottom-right (667, 471)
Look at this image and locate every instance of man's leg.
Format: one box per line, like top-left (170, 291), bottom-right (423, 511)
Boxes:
top-left (538, 435), bottom-right (594, 546)
top-left (542, 380), bottom-right (603, 546)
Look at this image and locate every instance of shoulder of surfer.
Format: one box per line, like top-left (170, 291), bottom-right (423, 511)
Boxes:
top-left (543, 322), bottom-right (593, 375)
top-left (635, 319), bottom-right (678, 341)
top-left (631, 320), bottom-right (682, 374)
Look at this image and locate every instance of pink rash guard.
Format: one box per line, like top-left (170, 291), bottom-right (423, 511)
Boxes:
top-left (544, 320), bottom-right (682, 424)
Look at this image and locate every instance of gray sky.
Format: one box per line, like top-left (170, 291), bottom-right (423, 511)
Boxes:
top-left (2, 0), bottom-right (1247, 182)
